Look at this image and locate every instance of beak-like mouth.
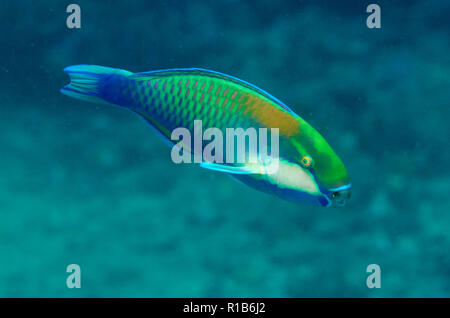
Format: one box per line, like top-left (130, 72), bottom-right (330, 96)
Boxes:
top-left (329, 184), bottom-right (352, 207)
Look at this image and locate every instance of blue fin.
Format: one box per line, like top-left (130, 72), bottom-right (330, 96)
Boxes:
top-left (60, 64), bottom-right (132, 104)
top-left (200, 162), bottom-right (263, 175)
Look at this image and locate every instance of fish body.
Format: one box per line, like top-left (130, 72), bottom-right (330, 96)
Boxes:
top-left (61, 65), bottom-right (351, 207)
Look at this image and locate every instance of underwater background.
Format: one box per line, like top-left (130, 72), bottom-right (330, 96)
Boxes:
top-left (0, 0), bottom-right (449, 297)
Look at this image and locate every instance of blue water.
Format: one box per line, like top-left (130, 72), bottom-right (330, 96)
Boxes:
top-left (0, 0), bottom-right (449, 297)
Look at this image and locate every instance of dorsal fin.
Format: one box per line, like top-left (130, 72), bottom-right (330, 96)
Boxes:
top-left (129, 68), bottom-right (298, 116)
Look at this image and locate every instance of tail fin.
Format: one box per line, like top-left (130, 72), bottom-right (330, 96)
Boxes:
top-left (60, 65), bottom-right (133, 104)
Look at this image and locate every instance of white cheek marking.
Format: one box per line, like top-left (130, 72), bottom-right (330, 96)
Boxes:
top-left (267, 160), bottom-right (321, 195)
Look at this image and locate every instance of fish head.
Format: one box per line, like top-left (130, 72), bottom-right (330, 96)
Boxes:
top-left (273, 118), bottom-right (351, 207)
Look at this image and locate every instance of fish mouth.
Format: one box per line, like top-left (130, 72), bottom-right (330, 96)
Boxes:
top-left (328, 184), bottom-right (352, 207)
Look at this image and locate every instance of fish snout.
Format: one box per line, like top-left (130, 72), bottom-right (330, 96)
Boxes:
top-left (329, 187), bottom-right (351, 207)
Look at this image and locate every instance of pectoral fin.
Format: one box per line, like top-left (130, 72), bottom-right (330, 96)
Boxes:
top-left (200, 162), bottom-right (264, 175)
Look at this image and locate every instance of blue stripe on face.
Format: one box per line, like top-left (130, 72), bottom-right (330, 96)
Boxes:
top-left (329, 183), bottom-right (352, 192)
top-left (276, 187), bottom-right (330, 206)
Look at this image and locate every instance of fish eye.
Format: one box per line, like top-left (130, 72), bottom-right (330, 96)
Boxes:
top-left (300, 155), bottom-right (314, 168)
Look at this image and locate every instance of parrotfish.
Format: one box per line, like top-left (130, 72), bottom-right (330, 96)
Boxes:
top-left (61, 65), bottom-right (351, 207)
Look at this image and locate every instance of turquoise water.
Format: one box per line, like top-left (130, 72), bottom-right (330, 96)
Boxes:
top-left (0, 0), bottom-right (449, 297)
